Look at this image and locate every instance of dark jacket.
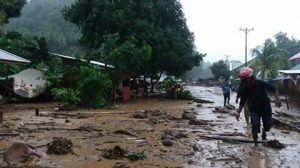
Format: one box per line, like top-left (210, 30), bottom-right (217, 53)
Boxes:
top-left (239, 79), bottom-right (275, 113)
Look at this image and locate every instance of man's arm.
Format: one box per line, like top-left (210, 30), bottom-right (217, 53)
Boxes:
top-left (257, 80), bottom-right (281, 107)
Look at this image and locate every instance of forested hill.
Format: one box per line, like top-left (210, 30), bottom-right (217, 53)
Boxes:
top-left (4, 0), bottom-right (81, 55)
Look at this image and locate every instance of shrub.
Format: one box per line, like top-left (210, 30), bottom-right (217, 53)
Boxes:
top-left (51, 88), bottom-right (81, 110)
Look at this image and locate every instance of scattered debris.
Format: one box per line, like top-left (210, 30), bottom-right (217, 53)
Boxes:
top-left (193, 98), bottom-right (214, 104)
top-left (3, 142), bottom-right (42, 164)
top-left (102, 146), bottom-right (146, 161)
top-left (113, 162), bottom-right (131, 168)
top-left (47, 137), bottom-right (73, 155)
top-left (212, 107), bottom-right (231, 113)
top-left (113, 130), bottom-right (134, 136)
top-left (207, 155), bottom-right (241, 162)
top-left (273, 117), bottom-right (300, 132)
top-left (188, 119), bottom-right (208, 125)
top-left (199, 135), bottom-right (263, 143)
top-left (0, 132), bottom-right (20, 137)
top-left (162, 130), bottom-right (188, 139)
top-left (192, 143), bottom-right (202, 152)
top-left (263, 139), bottom-right (285, 149)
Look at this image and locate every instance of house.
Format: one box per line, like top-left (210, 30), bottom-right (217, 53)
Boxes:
top-left (276, 63), bottom-right (300, 103)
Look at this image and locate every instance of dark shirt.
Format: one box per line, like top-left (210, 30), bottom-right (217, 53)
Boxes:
top-left (222, 83), bottom-right (232, 94)
top-left (239, 79), bottom-right (275, 113)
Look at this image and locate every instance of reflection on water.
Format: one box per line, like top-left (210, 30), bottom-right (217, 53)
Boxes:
top-left (248, 147), bottom-right (272, 168)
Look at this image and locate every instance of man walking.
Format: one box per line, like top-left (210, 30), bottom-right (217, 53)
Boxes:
top-left (235, 67), bottom-right (281, 145)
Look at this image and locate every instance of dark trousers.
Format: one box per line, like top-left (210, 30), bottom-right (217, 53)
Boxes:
top-left (251, 110), bottom-right (272, 133)
top-left (223, 92), bottom-right (230, 106)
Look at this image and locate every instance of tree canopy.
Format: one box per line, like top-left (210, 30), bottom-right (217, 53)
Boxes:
top-left (0, 0), bottom-right (26, 24)
top-left (4, 0), bottom-right (80, 55)
top-left (210, 60), bottom-right (230, 80)
top-left (274, 32), bottom-right (300, 58)
top-left (251, 39), bottom-right (291, 79)
top-left (63, 0), bottom-right (203, 78)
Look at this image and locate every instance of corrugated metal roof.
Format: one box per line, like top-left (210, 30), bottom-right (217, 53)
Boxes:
top-left (0, 49), bottom-right (31, 64)
top-left (49, 52), bottom-right (114, 68)
top-left (279, 70), bottom-right (300, 74)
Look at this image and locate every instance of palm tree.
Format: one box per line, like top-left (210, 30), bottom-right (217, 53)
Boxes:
top-left (251, 39), bottom-right (291, 80)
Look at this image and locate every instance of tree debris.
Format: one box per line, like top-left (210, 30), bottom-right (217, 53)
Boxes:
top-left (47, 137), bottom-right (73, 155)
top-left (263, 139), bottom-right (285, 149)
top-left (102, 146), bottom-right (146, 161)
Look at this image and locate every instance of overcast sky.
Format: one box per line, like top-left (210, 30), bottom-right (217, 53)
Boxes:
top-left (180, 0), bottom-right (300, 63)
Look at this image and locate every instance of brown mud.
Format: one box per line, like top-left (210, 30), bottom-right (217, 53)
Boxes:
top-left (0, 86), bottom-right (299, 168)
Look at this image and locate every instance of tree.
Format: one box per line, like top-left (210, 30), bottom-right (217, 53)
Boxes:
top-left (63, 0), bottom-right (203, 78)
top-left (4, 0), bottom-right (80, 54)
top-left (0, 30), bottom-right (49, 66)
top-left (251, 39), bottom-right (291, 80)
top-left (210, 60), bottom-right (230, 80)
top-left (0, 0), bottom-right (26, 24)
top-left (274, 32), bottom-right (300, 58)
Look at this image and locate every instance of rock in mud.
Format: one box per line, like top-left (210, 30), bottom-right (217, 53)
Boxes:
top-left (263, 139), bottom-right (285, 149)
top-left (163, 130), bottom-right (188, 139)
top-left (182, 108), bottom-right (197, 120)
top-left (132, 110), bottom-right (148, 119)
top-left (47, 137), bottom-right (73, 155)
top-left (162, 139), bottom-right (174, 146)
top-left (196, 103), bottom-right (202, 107)
top-left (3, 142), bottom-right (42, 164)
top-left (146, 109), bottom-right (166, 116)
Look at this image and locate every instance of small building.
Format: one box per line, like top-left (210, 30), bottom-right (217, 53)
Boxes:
top-left (276, 64), bottom-right (300, 104)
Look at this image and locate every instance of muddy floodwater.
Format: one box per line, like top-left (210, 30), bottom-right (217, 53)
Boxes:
top-left (0, 86), bottom-right (299, 168)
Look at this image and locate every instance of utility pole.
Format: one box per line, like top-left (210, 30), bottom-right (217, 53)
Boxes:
top-left (224, 55), bottom-right (230, 68)
top-left (240, 27), bottom-right (254, 66)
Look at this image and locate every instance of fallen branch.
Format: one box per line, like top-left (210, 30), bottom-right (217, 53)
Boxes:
top-left (17, 126), bottom-right (103, 132)
top-left (0, 133), bottom-right (20, 136)
top-left (273, 117), bottom-right (300, 132)
top-left (198, 135), bottom-right (263, 143)
top-left (207, 156), bottom-right (241, 162)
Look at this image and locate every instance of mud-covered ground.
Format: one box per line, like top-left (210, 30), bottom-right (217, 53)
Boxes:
top-left (0, 86), bottom-right (299, 168)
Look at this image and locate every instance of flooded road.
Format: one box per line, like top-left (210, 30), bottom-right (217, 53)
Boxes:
top-left (186, 86), bottom-right (300, 168)
top-left (0, 86), bottom-right (299, 167)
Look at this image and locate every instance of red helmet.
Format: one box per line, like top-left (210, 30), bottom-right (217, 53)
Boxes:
top-left (239, 67), bottom-right (253, 79)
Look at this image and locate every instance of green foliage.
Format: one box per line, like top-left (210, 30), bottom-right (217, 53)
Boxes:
top-left (159, 76), bottom-right (175, 92)
top-left (76, 66), bottom-right (112, 108)
top-left (251, 39), bottom-right (291, 79)
top-left (0, 30), bottom-right (49, 66)
top-left (44, 61), bottom-right (112, 109)
top-left (4, 0), bottom-right (80, 54)
top-left (159, 76), bottom-right (192, 100)
top-left (177, 88), bottom-right (193, 100)
top-left (210, 60), bottom-right (231, 80)
top-left (274, 32), bottom-right (300, 58)
top-left (101, 34), bottom-right (151, 76)
top-left (51, 88), bottom-right (81, 110)
top-left (63, 0), bottom-right (203, 78)
top-left (0, 30), bottom-right (50, 77)
top-left (0, 0), bottom-right (26, 24)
